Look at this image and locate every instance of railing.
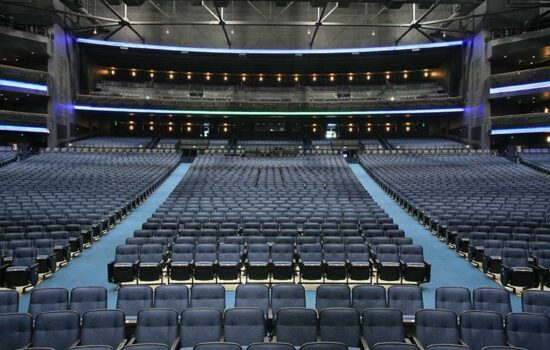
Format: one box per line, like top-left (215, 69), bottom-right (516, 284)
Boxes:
top-left (491, 66), bottom-right (550, 88)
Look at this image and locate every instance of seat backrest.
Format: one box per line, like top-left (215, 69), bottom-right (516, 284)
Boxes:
top-left (522, 290), bottom-right (550, 318)
top-left (371, 344), bottom-right (420, 350)
top-left (115, 245), bottom-right (139, 264)
top-left (501, 248), bottom-right (529, 267)
top-left (171, 244), bottom-right (194, 261)
top-left (400, 245), bottom-right (424, 263)
top-left (0, 290), bottom-right (19, 314)
top-left (70, 287), bottom-right (108, 315)
top-left (247, 343), bottom-right (295, 350)
top-left (472, 288), bottom-right (511, 317)
top-left (424, 346), bottom-right (471, 350)
top-left (435, 287), bottom-right (472, 317)
top-left (180, 308), bottom-right (223, 347)
top-left (375, 244), bottom-right (400, 262)
top-left (271, 244), bottom-right (294, 261)
top-left (192, 343), bottom-right (241, 350)
top-left (346, 244), bottom-right (370, 262)
top-left (223, 307), bottom-right (265, 346)
top-left (116, 286), bottom-right (153, 317)
top-left (154, 285), bottom-right (189, 314)
top-left (235, 284), bottom-right (269, 316)
top-left (123, 344), bottom-right (170, 350)
top-left (459, 310), bottom-right (505, 350)
top-left (32, 311), bottom-right (81, 350)
top-left (28, 288), bottom-right (69, 318)
top-left (12, 247), bottom-right (37, 267)
top-left (362, 308), bottom-right (405, 349)
top-left (194, 244), bottom-right (217, 261)
top-left (323, 244), bottom-right (345, 261)
top-left (415, 309), bottom-right (459, 347)
top-left (248, 244), bottom-right (270, 262)
top-left (135, 309), bottom-right (179, 346)
top-left (316, 285), bottom-right (351, 311)
top-left (217, 243), bottom-right (240, 261)
top-left (81, 309), bottom-right (126, 349)
top-left (271, 284), bottom-right (306, 317)
top-left (190, 284), bottom-right (225, 311)
top-left (352, 285), bottom-right (386, 313)
top-left (387, 286), bottom-right (423, 318)
top-left (319, 308), bottom-right (361, 348)
top-left (0, 313), bottom-right (33, 350)
top-left (139, 244), bottom-right (163, 263)
top-left (505, 312), bottom-right (550, 350)
top-left (275, 307), bottom-right (318, 346)
top-left (298, 341), bottom-right (348, 350)
top-left (299, 243), bottom-right (322, 261)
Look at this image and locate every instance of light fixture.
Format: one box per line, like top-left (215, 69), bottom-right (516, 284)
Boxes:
top-left (187, 74), bottom-right (192, 80)
top-left (547, 135), bottom-right (550, 143)
top-left (169, 73), bottom-right (174, 79)
top-left (110, 69), bottom-right (115, 75)
top-left (294, 75), bottom-right (299, 82)
top-left (230, 29), bottom-right (234, 34)
top-left (259, 75), bottom-right (263, 82)
top-left (77, 37), bottom-right (464, 55)
top-left (385, 73), bottom-right (390, 80)
top-left (366, 74), bottom-right (371, 80)
top-left (329, 75), bottom-right (335, 82)
top-left (367, 127), bottom-right (371, 132)
top-left (93, 28), bottom-right (97, 35)
top-left (129, 125), bottom-right (134, 131)
top-left (187, 126), bottom-right (192, 132)
top-left (491, 126), bottom-right (550, 135)
top-left (442, 31), bottom-right (446, 38)
top-left (224, 75), bottom-right (228, 81)
top-left (490, 81), bottom-right (550, 95)
top-left (277, 75), bottom-right (282, 82)
top-left (371, 29), bottom-right (376, 36)
top-left (206, 74), bottom-right (211, 81)
top-left (74, 105), bottom-right (465, 116)
top-left (307, 29), bottom-right (311, 35)
top-left (403, 73), bottom-right (408, 79)
top-left (312, 75), bottom-right (317, 82)
top-left (168, 126), bottom-right (173, 132)
top-left (545, 107), bottom-right (549, 113)
top-left (349, 127), bottom-right (353, 132)
top-left (386, 126), bottom-right (390, 132)
top-left (150, 71), bottom-right (154, 78)
top-left (406, 126), bottom-right (410, 132)
top-left (348, 74), bottom-right (353, 81)
top-left (223, 127), bottom-right (228, 132)
top-left (424, 71), bottom-right (429, 78)
top-left (131, 71), bottom-right (136, 77)
top-left (313, 127), bottom-right (317, 132)
top-left (149, 125), bottom-right (154, 131)
top-left (242, 75), bottom-right (247, 82)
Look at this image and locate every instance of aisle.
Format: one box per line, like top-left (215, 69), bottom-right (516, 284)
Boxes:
top-left (349, 163), bottom-right (521, 311)
top-left (19, 163), bottom-right (191, 311)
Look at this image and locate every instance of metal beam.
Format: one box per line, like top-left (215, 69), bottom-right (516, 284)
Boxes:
top-left (309, 4), bottom-right (328, 48)
top-left (104, 25), bottom-right (125, 40)
top-left (0, 0), bottom-right (119, 23)
top-left (126, 20), bottom-right (412, 28)
top-left (215, 5), bottom-right (232, 48)
top-left (99, 0), bottom-right (145, 43)
top-left (422, 5), bottom-right (546, 26)
top-left (247, 1), bottom-right (268, 21)
top-left (395, 1), bottom-right (440, 44)
top-left (415, 27), bottom-right (436, 42)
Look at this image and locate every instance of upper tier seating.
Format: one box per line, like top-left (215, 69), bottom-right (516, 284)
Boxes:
top-left (361, 139), bottom-right (383, 150)
top-left (156, 139), bottom-right (180, 149)
top-left (116, 155), bottom-right (417, 284)
top-left (0, 151), bottom-right (180, 288)
top-left (71, 137), bottom-right (152, 149)
top-left (388, 138), bottom-right (466, 150)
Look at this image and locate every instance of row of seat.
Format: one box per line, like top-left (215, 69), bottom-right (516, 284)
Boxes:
top-left (108, 242), bottom-right (430, 284)
top-left (7, 284), bottom-right (545, 321)
top-left (2, 305), bottom-right (549, 350)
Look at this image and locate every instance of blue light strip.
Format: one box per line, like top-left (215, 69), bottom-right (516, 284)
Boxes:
top-left (0, 125), bottom-right (50, 133)
top-left (491, 126), bottom-right (550, 135)
top-left (76, 37), bottom-right (463, 55)
top-left (0, 79), bottom-right (48, 93)
top-left (490, 81), bottom-right (550, 95)
top-left (74, 105), bottom-right (464, 116)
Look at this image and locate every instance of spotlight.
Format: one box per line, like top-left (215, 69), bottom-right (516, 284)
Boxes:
top-left (259, 75), bottom-right (263, 82)
top-left (110, 69), bottom-right (115, 75)
top-left (242, 75), bottom-right (247, 82)
top-left (169, 73), bottom-right (174, 79)
top-left (149, 125), bottom-right (154, 131)
top-left (206, 74), bottom-right (211, 81)
top-left (294, 75), bottom-right (299, 82)
top-left (312, 75), bottom-right (317, 82)
top-left (168, 126), bottom-right (173, 132)
top-left (150, 72), bottom-right (154, 78)
top-left (366, 74), bottom-right (371, 80)
top-left (329, 75), bottom-right (335, 82)
top-left (129, 125), bottom-right (134, 131)
top-left (187, 126), bottom-right (192, 132)
top-left (187, 74), bottom-right (192, 80)
top-left (371, 29), bottom-right (376, 36)
top-left (131, 71), bottom-right (136, 77)
top-left (348, 75), bottom-right (353, 81)
top-left (277, 75), bottom-right (282, 82)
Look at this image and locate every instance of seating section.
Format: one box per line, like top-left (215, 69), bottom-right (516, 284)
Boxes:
top-left (0, 151), bottom-right (180, 288)
top-left (156, 138), bottom-right (180, 149)
top-left (0, 147), bottom-right (16, 167)
top-left (520, 149), bottom-right (550, 173)
top-left (388, 138), bottom-right (466, 150)
top-left (2, 286), bottom-right (549, 350)
top-left (359, 154), bottom-right (550, 289)
top-left (111, 155), bottom-right (423, 284)
top-left (71, 137), bottom-right (152, 149)
top-left (361, 139), bottom-right (383, 150)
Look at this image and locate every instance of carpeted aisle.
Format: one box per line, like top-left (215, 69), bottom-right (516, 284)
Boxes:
top-left (349, 163), bottom-right (521, 311)
top-left (19, 163), bottom-right (191, 311)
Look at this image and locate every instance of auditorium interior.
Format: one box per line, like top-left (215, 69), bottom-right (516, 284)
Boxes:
top-left (1, 1), bottom-right (550, 350)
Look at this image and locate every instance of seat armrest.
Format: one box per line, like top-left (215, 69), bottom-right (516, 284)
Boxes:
top-left (360, 336), bottom-right (370, 350)
top-left (412, 336), bottom-right (426, 350)
top-left (127, 337), bottom-right (136, 346)
top-left (116, 339), bottom-right (127, 350)
top-left (170, 337), bottom-right (180, 350)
